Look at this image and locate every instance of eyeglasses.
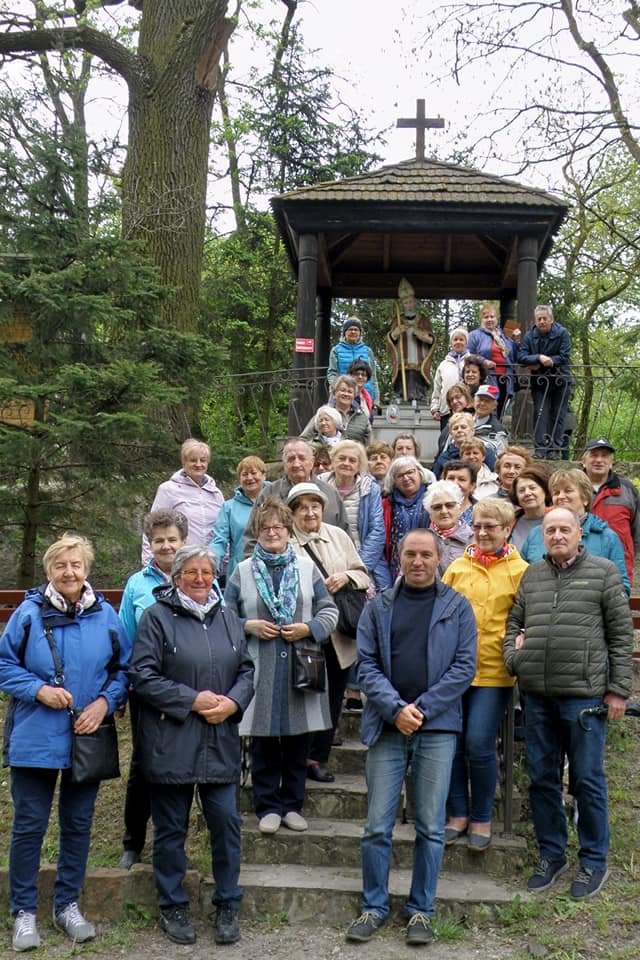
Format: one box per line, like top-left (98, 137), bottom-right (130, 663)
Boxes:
top-left (472, 522), bottom-right (502, 532)
top-left (430, 502), bottom-right (458, 512)
top-left (396, 469), bottom-right (418, 480)
top-left (180, 569), bottom-right (214, 580)
top-left (259, 524), bottom-right (287, 534)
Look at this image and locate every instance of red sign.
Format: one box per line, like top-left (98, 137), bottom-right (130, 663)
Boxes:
top-left (295, 337), bottom-right (315, 353)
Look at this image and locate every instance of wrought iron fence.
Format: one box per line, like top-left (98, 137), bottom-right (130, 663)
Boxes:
top-left (205, 365), bottom-right (640, 460)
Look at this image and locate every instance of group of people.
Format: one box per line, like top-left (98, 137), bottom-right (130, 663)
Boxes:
top-left (1, 417), bottom-right (638, 950)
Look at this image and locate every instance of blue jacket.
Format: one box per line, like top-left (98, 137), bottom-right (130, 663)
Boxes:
top-left (211, 482), bottom-right (270, 578)
top-left (0, 588), bottom-right (131, 769)
top-left (356, 578), bottom-right (477, 746)
top-left (120, 562), bottom-right (168, 643)
top-left (467, 327), bottom-right (518, 395)
top-left (520, 512), bottom-right (630, 596)
top-left (518, 321), bottom-right (572, 380)
top-left (327, 339), bottom-right (380, 403)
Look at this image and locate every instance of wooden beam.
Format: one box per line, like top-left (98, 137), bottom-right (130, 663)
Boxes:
top-left (383, 234), bottom-right (392, 271)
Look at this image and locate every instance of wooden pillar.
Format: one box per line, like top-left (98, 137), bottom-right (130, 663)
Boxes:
top-left (516, 236), bottom-right (538, 334)
top-left (315, 289), bottom-right (332, 407)
top-left (289, 233), bottom-right (318, 435)
top-left (500, 292), bottom-right (517, 339)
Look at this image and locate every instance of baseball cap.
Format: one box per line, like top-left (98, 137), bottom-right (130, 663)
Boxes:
top-left (475, 384), bottom-right (499, 401)
top-left (583, 437), bottom-right (615, 453)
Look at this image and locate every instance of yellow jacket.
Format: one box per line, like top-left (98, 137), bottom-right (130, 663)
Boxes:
top-left (442, 545), bottom-right (528, 687)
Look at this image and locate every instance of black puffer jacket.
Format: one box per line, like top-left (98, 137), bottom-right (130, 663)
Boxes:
top-left (130, 588), bottom-right (254, 784)
top-left (503, 548), bottom-right (632, 699)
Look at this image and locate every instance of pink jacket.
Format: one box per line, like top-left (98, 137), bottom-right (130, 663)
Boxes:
top-left (141, 470), bottom-right (224, 565)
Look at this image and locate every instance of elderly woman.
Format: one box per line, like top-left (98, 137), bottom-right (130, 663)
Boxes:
top-left (321, 439), bottom-right (389, 591)
top-left (495, 446), bottom-right (533, 499)
top-left (303, 375), bottom-right (371, 446)
top-left (430, 327), bottom-right (470, 429)
top-left (287, 483), bottom-right (370, 781)
top-left (520, 468), bottom-right (630, 595)
top-left (433, 382), bottom-right (476, 462)
top-left (130, 546), bottom-right (254, 947)
top-left (467, 304), bottom-right (518, 417)
top-left (142, 438), bottom-right (224, 564)
top-left (211, 455), bottom-right (269, 581)
top-left (424, 480), bottom-right (474, 575)
top-left (458, 439), bottom-right (500, 499)
top-left (118, 508), bottom-right (189, 870)
top-left (509, 465), bottom-right (551, 550)
top-left (327, 316), bottom-right (380, 408)
top-left (442, 500), bottom-right (527, 851)
top-left (0, 534), bottom-right (130, 952)
top-left (366, 440), bottom-right (394, 487)
top-left (433, 413), bottom-right (496, 478)
top-left (225, 497), bottom-right (338, 835)
top-left (347, 358), bottom-right (375, 420)
top-left (382, 456), bottom-right (436, 580)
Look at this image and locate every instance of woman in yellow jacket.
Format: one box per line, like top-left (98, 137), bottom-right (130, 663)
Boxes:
top-left (441, 498), bottom-right (527, 851)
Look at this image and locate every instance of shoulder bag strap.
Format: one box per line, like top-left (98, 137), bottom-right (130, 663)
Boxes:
top-left (301, 542), bottom-right (329, 579)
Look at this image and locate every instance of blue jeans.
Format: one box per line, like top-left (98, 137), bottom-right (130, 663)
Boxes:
top-left (361, 728), bottom-right (456, 920)
top-left (448, 685), bottom-right (513, 823)
top-left (10, 767), bottom-right (99, 915)
top-left (524, 694), bottom-right (609, 870)
top-left (150, 782), bottom-right (242, 910)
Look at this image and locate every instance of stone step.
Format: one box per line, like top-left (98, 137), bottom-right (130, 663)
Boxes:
top-left (239, 773), bottom-right (523, 824)
top-left (338, 709), bottom-right (363, 741)
top-left (223, 863), bottom-right (521, 925)
top-left (240, 817), bottom-right (527, 876)
top-left (327, 738), bottom-right (366, 775)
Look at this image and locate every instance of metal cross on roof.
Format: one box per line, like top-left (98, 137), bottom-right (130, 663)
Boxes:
top-left (397, 99), bottom-right (445, 161)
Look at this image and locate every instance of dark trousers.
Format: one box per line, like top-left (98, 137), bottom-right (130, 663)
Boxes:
top-left (122, 692), bottom-right (151, 853)
top-left (10, 767), bottom-right (99, 915)
top-left (150, 781), bottom-right (242, 910)
top-left (531, 380), bottom-right (570, 458)
top-left (309, 641), bottom-right (348, 765)
top-left (251, 733), bottom-right (309, 817)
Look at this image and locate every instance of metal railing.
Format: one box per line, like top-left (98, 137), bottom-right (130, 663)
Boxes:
top-left (206, 364), bottom-right (640, 459)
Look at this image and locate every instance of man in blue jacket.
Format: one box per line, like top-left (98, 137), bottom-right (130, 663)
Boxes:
top-left (518, 305), bottom-right (572, 459)
top-left (346, 529), bottom-right (477, 947)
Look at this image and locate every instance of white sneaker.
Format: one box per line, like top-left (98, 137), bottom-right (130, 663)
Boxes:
top-left (282, 811), bottom-right (308, 831)
top-left (258, 813), bottom-right (282, 834)
top-left (12, 911), bottom-right (41, 952)
top-left (53, 902), bottom-right (95, 943)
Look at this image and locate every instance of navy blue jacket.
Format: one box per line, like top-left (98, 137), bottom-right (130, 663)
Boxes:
top-left (356, 578), bottom-right (477, 746)
top-left (518, 321), bottom-right (572, 381)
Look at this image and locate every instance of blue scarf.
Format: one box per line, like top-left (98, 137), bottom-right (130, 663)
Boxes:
top-left (389, 484), bottom-right (427, 578)
top-left (251, 542), bottom-right (299, 625)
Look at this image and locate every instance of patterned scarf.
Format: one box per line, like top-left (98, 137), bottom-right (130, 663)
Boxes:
top-left (468, 542), bottom-right (513, 567)
top-left (430, 519), bottom-right (462, 539)
top-left (251, 542), bottom-right (300, 625)
top-left (488, 327), bottom-right (508, 358)
top-left (389, 484), bottom-right (427, 578)
top-left (177, 586), bottom-right (221, 621)
top-left (45, 580), bottom-right (96, 615)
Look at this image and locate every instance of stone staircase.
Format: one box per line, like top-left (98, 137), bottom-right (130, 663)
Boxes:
top-left (235, 710), bottom-right (527, 925)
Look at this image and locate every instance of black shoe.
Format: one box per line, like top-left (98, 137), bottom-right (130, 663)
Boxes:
top-left (159, 906), bottom-right (197, 944)
top-left (345, 697), bottom-right (363, 711)
top-left (215, 904), bottom-right (241, 944)
top-left (346, 911), bottom-right (384, 942)
top-left (570, 866), bottom-right (609, 900)
top-left (406, 912), bottom-right (435, 945)
top-left (307, 763), bottom-right (335, 783)
top-left (116, 849), bottom-right (141, 870)
top-left (527, 858), bottom-right (568, 893)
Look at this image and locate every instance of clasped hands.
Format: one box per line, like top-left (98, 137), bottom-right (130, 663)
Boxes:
top-left (192, 690), bottom-right (238, 724)
top-left (36, 684), bottom-right (108, 734)
top-left (395, 703), bottom-right (424, 735)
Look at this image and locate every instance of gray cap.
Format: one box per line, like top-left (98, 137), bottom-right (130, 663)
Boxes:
top-left (286, 482), bottom-right (328, 508)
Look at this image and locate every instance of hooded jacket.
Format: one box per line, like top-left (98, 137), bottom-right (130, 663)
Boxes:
top-left (0, 588), bottom-right (130, 769)
top-left (590, 470), bottom-right (640, 586)
top-left (130, 586), bottom-right (254, 784)
top-left (142, 470), bottom-right (224, 565)
top-left (442, 545), bottom-right (528, 686)
top-left (211, 481), bottom-right (270, 578)
top-left (327, 339), bottom-right (380, 404)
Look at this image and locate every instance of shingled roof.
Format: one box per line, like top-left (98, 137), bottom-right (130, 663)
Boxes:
top-left (274, 158), bottom-right (566, 210)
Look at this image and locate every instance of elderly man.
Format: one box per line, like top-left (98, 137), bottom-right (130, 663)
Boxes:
top-left (244, 438), bottom-right (348, 555)
top-left (346, 528), bottom-right (476, 946)
top-left (381, 456), bottom-right (436, 580)
top-left (518, 305), bottom-right (572, 459)
top-left (472, 384), bottom-right (508, 457)
top-left (504, 507), bottom-right (633, 900)
top-left (581, 437), bottom-right (640, 586)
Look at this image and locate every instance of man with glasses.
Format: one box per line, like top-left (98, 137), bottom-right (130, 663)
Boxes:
top-left (518, 305), bottom-right (572, 459)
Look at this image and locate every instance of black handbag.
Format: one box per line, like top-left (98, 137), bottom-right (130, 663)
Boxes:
top-left (302, 543), bottom-right (367, 639)
top-left (43, 623), bottom-right (122, 784)
top-left (70, 715), bottom-right (120, 784)
top-left (291, 641), bottom-right (326, 693)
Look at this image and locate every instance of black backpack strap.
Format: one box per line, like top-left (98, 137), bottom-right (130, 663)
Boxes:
top-left (302, 542), bottom-right (329, 579)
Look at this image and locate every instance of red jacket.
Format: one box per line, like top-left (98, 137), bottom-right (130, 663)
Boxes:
top-left (590, 472), bottom-right (640, 585)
